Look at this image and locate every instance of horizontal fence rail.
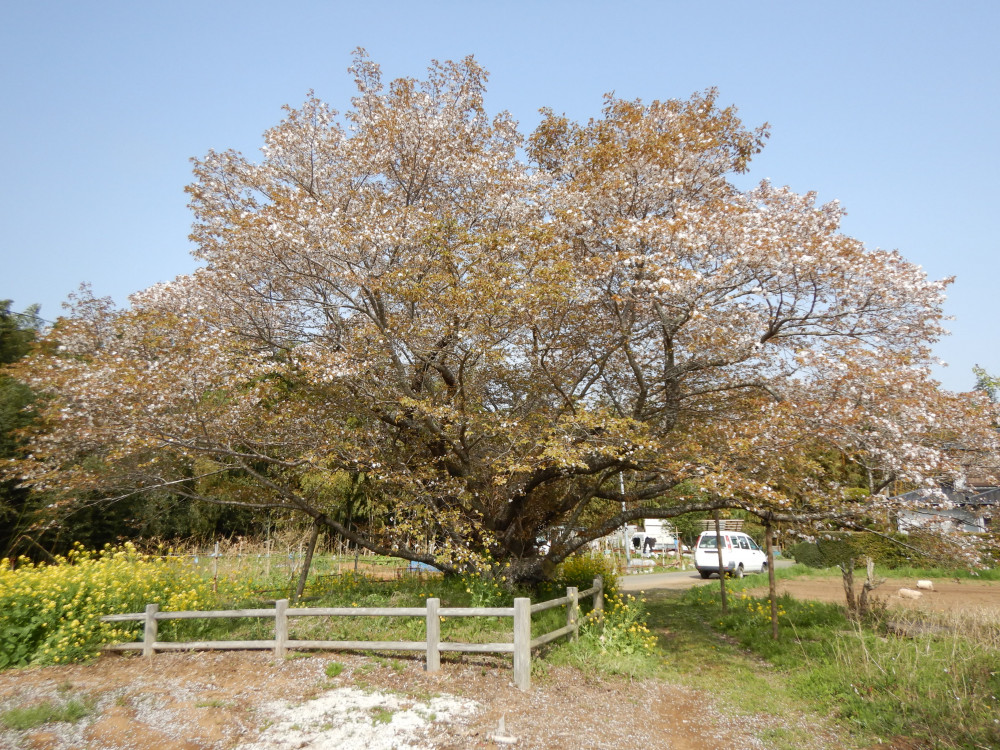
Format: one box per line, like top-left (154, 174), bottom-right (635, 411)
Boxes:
top-left (101, 576), bottom-right (603, 691)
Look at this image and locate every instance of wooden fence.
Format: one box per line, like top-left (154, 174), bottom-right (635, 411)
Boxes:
top-left (101, 576), bottom-right (603, 691)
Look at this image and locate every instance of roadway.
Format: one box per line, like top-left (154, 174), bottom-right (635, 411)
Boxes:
top-left (620, 558), bottom-right (795, 591)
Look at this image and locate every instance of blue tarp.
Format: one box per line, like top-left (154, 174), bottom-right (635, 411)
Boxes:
top-left (407, 560), bottom-right (441, 572)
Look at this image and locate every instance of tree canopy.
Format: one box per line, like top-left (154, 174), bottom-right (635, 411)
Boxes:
top-left (10, 52), bottom-right (998, 579)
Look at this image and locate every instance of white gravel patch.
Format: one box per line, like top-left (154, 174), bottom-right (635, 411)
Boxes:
top-left (238, 686), bottom-right (478, 750)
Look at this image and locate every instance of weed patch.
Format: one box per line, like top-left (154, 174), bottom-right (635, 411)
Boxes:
top-left (1, 698), bottom-right (93, 730)
top-left (549, 591), bottom-right (658, 679)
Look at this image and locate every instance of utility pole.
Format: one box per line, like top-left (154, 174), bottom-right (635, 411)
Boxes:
top-left (621, 473), bottom-right (631, 568)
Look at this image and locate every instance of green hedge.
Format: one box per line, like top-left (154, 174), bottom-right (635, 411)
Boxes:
top-left (788, 533), bottom-right (935, 569)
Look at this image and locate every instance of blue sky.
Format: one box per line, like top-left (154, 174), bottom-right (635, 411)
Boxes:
top-left (2, 0), bottom-right (997, 391)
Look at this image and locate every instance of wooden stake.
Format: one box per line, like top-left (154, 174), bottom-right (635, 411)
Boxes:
top-left (567, 586), bottom-right (579, 642)
top-left (294, 520), bottom-right (321, 604)
top-left (714, 511), bottom-right (728, 612)
top-left (765, 519), bottom-right (778, 640)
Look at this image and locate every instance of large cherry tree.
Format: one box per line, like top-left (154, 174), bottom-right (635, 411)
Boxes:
top-left (12, 52), bottom-right (996, 580)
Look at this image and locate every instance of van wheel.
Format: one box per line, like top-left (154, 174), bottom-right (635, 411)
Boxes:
top-left (735, 564), bottom-right (744, 579)
top-left (699, 571), bottom-right (712, 579)
top-left (761, 562), bottom-right (768, 573)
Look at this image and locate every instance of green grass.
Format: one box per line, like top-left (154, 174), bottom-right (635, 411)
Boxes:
top-left (1, 698), bottom-right (94, 730)
top-left (218, 570), bottom-right (583, 649)
top-left (570, 566), bottom-right (1000, 749)
top-left (777, 560), bottom-right (1000, 582)
top-left (866, 564), bottom-right (1000, 581)
top-left (642, 585), bottom-right (852, 750)
top-left (545, 590), bottom-right (660, 679)
top-left (672, 573), bottom-right (1000, 750)
top-left (195, 699), bottom-right (228, 708)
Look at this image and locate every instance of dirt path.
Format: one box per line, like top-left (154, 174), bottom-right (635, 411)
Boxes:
top-left (0, 650), bottom-right (832, 750)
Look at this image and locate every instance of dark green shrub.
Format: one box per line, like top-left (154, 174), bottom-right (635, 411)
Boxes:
top-left (850, 532), bottom-right (929, 568)
top-left (788, 541), bottom-right (825, 568)
top-left (789, 532), bottom-right (937, 570)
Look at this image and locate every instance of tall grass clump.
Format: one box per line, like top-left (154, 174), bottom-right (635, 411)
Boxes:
top-left (0, 543), bottom-right (252, 668)
top-left (819, 609), bottom-right (1000, 749)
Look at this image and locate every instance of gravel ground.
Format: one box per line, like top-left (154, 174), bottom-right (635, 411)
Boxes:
top-left (0, 650), bottom-right (841, 750)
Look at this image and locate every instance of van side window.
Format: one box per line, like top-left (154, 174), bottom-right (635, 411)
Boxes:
top-left (739, 537), bottom-right (750, 550)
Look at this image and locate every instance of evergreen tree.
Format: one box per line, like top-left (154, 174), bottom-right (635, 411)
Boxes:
top-left (973, 365), bottom-right (998, 402)
top-left (0, 301), bottom-right (41, 555)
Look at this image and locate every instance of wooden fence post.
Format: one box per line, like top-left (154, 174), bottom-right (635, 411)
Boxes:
top-left (142, 603), bottom-right (159, 658)
top-left (567, 586), bottom-right (579, 642)
top-left (274, 599), bottom-right (288, 657)
top-left (211, 540), bottom-right (220, 593)
top-left (513, 597), bottom-right (531, 692)
top-left (593, 576), bottom-right (603, 616)
top-left (425, 598), bottom-right (440, 672)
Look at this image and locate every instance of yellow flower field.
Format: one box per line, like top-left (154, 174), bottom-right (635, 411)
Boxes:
top-left (0, 543), bottom-right (250, 668)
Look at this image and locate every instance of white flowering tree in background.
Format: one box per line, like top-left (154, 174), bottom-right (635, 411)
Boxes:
top-left (10, 52), bottom-right (998, 581)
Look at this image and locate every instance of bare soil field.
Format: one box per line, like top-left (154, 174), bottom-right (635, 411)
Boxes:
top-left (0, 650), bottom-right (838, 750)
top-left (745, 576), bottom-right (1000, 615)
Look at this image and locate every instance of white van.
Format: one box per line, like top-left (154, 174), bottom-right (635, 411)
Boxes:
top-left (694, 530), bottom-right (767, 579)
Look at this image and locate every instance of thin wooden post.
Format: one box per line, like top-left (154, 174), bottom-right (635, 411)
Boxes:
top-left (211, 540), bottom-right (219, 592)
top-left (513, 597), bottom-right (531, 692)
top-left (274, 599), bottom-right (288, 657)
top-left (142, 603), bottom-right (159, 658)
top-left (567, 586), bottom-right (579, 642)
top-left (714, 511), bottom-right (728, 613)
top-left (765, 519), bottom-right (779, 641)
top-left (593, 576), bottom-right (603, 616)
top-left (425, 598), bottom-right (440, 672)
top-left (294, 519), bottom-right (321, 604)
